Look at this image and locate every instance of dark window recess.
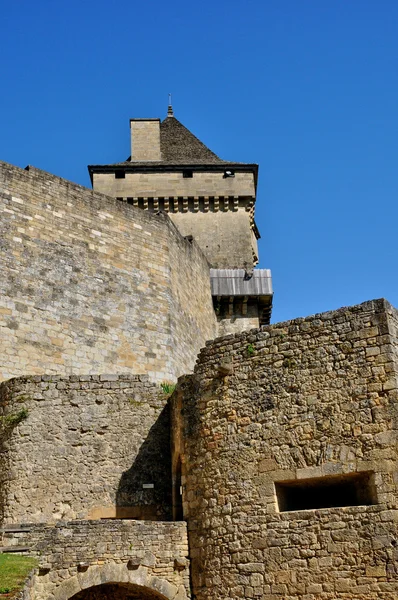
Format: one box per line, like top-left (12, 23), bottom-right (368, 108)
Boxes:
top-left (183, 170), bottom-right (193, 178)
top-left (115, 171), bottom-right (125, 179)
top-left (223, 170), bottom-right (235, 178)
top-left (275, 472), bottom-right (376, 512)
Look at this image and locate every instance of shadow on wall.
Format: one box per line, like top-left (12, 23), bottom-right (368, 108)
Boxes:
top-left (0, 411), bottom-right (20, 524)
top-left (115, 404), bottom-right (172, 521)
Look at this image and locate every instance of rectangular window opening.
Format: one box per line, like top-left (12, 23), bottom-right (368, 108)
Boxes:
top-left (275, 471), bottom-right (377, 512)
top-left (183, 170), bottom-right (193, 178)
top-left (115, 171), bottom-right (125, 179)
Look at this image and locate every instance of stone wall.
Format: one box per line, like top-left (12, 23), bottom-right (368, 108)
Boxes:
top-left (0, 161), bottom-right (217, 383)
top-left (92, 171), bottom-right (255, 199)
top-left (92, 171), bottom-right (257, 268)
top-left (0, 375), bottom-right (172, 524)
top-left (216, 302), bottom-right (260, 336)
top-left (174, 299), bottom-right (398, 600)
top-left (1, 519), bottom-right (190, 600)
top-left (170, 210), bottom-right (255, 269)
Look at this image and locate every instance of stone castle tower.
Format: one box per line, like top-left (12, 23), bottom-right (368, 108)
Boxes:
top-left (88, 107), bottom-right (273, 332)
top-left (0, 109), bottom-right (397, 600)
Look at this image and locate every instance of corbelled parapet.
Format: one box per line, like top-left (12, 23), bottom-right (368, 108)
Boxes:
top-left (88, 110), bottom-right (263, 273)
top-left (173, 299), bottom-right (398, 600)
top-left (88, 110), bottom-right (273, 328)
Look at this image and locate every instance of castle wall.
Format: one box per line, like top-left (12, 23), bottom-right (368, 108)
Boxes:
top-left (1, 520), bottom-right (190, 600)
top-left (170, 211), bottom-right (255, 269)
top-left (174, 299), bottom-right (398, 600)
top-left (92, 172), bottom-right (257, 268)
top-left (0, 161), bottom-right (217, 383)
top-left (0, 375), bottom-right (172, 524)
top-left (92, 171), bottom-right (255, 199)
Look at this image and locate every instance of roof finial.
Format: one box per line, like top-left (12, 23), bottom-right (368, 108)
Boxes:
top-left (168, 93), bottom-right (174, 117)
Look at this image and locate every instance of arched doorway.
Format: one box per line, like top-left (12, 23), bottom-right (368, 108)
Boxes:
top-left (48, 561), bottom-right (187, 600)
top-left (70, 583), bottom-right (168, 600)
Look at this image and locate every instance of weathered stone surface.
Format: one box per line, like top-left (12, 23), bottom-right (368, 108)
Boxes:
top-left (0, 161), bottom-right (217, 384)
top-left (5, 520), bottom-right (190, 600)
top-left (2, 141), bottom-right (398, 600)
top-left (92, 170), bottom-right (258, 270)
top-left (0, 375), bottom-right (172, 523)
top-left (174, 299), bottom-right (398, 599)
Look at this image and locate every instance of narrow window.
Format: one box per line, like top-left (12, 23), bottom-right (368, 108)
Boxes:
top-left (173, 457), bottom-right (184, 521)
top-left (183, 170), bottom-right (193, 178)
top-left (115, 171), bottom-right (125, 179)
top-left (275, 472), bottom-right (376, 512)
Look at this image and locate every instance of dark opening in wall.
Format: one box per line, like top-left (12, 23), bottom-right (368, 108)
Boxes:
top-left (173, 456), bottom-right (183, 521)
top-left (183, 170), bottom-right (193, 178)
top-left (275, 472), bottom-right (376, 512)
top-left (115, 171), bottom-right (125, 179)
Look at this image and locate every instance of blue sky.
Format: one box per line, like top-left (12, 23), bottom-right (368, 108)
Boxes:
top-left (1, 1), bottom-right (398, 324)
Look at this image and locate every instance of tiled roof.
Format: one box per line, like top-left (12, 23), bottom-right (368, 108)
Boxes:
top-left (210, 269), bottom-right (273, 296)
top-left (88, 114), bottom-right (256, 172)
top-left (158, 115), bottom-right (223, 164)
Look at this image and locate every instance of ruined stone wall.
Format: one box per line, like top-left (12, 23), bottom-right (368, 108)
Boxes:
top-left (386, 303), bottom-right (398, 371)
top-left (0, 161), bottom-right (217, 383)
top-left (1, 520), bottom-right (190, 600)
top-left (175, 299), bottom-right (398, 600)
top-left (0, 375), bottom-right (172, 524)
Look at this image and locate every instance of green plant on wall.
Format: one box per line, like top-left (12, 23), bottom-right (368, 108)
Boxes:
top-left (0, 408), bottom-right (28, 432)
top-left (160, 382), bottom-right (176, 395)
top-left (247, 343), bottom-right (255, 356)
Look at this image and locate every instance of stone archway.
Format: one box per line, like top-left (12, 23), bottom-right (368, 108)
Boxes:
top-left (50, 563), bottom-right (187, 600)
top-left (70, 582), bottom-right (167, 600)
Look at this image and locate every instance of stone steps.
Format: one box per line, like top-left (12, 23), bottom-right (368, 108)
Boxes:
top-left (0, 546), bottom-right (31, 553)
top-left (0, 525), bottom-right (33, 553)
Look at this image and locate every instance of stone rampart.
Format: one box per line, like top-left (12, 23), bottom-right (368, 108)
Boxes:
top-left (0, 161), bottom-right (217, 383)
top-left (0, 375), bottom-right (172, 524)
top-left (1, 519), bottom-right (190, 600)
top-left (174, 299), bottom-right (398, 599)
